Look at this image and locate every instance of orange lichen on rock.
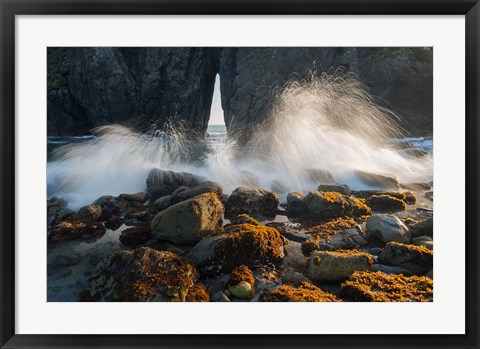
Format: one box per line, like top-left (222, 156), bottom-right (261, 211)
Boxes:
top-left (185, 283), bottom-right (210, 302)
top-left (301, 217), bottom-right (363, 256)
top-left (338, 271), bottom-right (433, 302)
top-left (378, 242), bottom-right (433, 275)
top-left (304, 191), bottom-right (371, 218)
top-left (228, 265), bottom-right (255, 287)
top-left (80, 247), bottom-right (197, 302)
top-left (188, 222), bottom-right (287, 276)
top-left (366, 194), bottom-right (407, 212)
top-left (260, 282), bottom-right (341, 302)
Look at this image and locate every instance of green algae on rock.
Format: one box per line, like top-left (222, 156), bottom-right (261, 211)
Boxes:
top-left (260, 281), bottom-right (341, 302)
top-left (338, 271), bottom-right (433, 302)
top-left (79, 247), bottom-right (197, 302)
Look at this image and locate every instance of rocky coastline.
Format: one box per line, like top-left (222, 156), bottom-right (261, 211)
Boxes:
top-left (47, 168), bottom-right (433, 302)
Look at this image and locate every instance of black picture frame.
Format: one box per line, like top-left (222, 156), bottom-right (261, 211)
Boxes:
top-left (1, 0), bottom-right (479, 348)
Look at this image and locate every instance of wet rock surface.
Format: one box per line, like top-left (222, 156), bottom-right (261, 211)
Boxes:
top-left (79, 247), bottom-right (197, 302)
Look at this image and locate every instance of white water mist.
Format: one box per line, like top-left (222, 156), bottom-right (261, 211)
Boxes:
top-left (48, 72), bottom-right (433, 209)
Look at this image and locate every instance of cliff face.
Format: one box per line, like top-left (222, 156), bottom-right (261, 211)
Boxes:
top-left (47, 47), bottom-right (220, 136)
top-left (47, 47), bottom-right (432, 138)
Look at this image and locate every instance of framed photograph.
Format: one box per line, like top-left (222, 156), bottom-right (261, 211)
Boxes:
top-left (1, 0), bottom-right (479, 348)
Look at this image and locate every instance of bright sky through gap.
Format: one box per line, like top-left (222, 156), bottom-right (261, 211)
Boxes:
top-left (208, 74), bottom-right (225, 125)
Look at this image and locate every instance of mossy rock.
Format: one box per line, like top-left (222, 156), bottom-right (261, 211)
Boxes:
top-left (185, 283), bottom-right (210, 302)
top-left (366, 195), bottom-right (406, 212)
top-left (79, 247), bottom-right (197, 302)
top-left (306, 249), bottom-right (374, 282)
top-left (301, 217), bottom-right (367, 256)
top-left (151, 192), bottom-right (224, 245)
top-left (260, 282), bottom-right (341, 302)
top-left (49, 220), bottom-right (106, 242)
top-left (304, 191), bottom-right (371, 218)
top-left (378, 242), bottom-right (433, 275)
top-left (188, 223), bottom-right (287, 276)
top-left (338, 271), bottom-right (433, 302)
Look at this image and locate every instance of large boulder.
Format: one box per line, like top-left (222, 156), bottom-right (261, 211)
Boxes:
top-left (377, 242), bottom-right (433, 275)
top-left (338, 271), bottom-right (433, 302)
top-left (306, 250), bottom-right (374, 282)
top-left (301, 218), bottom-right (367, 255)
top-left (119, 224), bottom-right (152, 247)
top-left (151, 193), bottom-right (224, 245)
top-left (260, 282), bottom-right (341, 302)
top-left (79, 247), bottom-right (197, 302)
top-left (366, 214), bottom-right (411, 244)
top-left (146, 168), bottom-right (203, 201)
top-left (303, 191), bottom-right (371, 218)
top-left (225, 186), bottom-right (279, 217)
top-left (188, 222), bottom-right (287, 276)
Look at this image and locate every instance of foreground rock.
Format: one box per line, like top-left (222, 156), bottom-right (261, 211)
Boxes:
top-left (185, 284), bottom-right (210, 302)
top-left (338, 271), bottom-right (433, 301)
top-left (366, 214), bottom-right (411, 244)
top-left (80, 247), bottom-right (197, 302)
top-left (366, 195), bottom-right (406, 212)
top-left (306, 250), bottom-right (374, 282)
top-left (188, 221), bottom-right (287, 276)
top-left (225, 186), bottom-right (279, 217)
top-left (146, 168), bottom-right (203, 201)
top-left (355, 170), bottom-right (399, 190)
top-left (49, 220), bottom-right (106, 241)
top-left (378, 242), bottom-right (433, 275)
top-left (260, 282), bottom-right (341, 302)
top-left (301, 218), bottom-right (367, 255)
top-left (227, 265), bottom-right (255, 299)
top-left (304, 191), bottom-right (371, 218)
top-left (151, 193), bottom-right (224, 245)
